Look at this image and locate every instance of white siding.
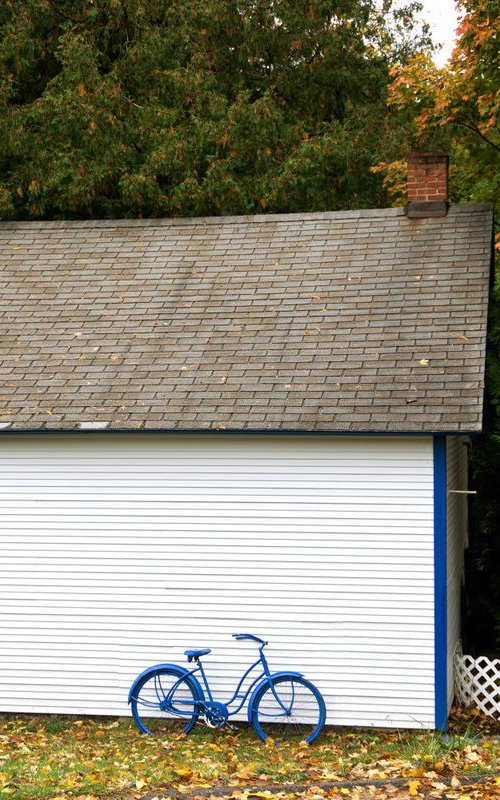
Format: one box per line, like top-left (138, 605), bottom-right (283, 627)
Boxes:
top-left (0, 434), bottom-right (435, 728)
top-left (446, 436), bottom-right (469, 712)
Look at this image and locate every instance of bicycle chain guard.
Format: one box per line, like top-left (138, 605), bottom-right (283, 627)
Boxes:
top-left (202, 701), bottom-right (229, 728)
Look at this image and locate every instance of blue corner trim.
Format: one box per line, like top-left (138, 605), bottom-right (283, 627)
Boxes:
top-left (433, 436), bottom-right (448, 731)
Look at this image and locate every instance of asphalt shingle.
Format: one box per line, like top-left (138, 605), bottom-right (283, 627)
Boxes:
top-left (0, 204), bottom-right (493, 432)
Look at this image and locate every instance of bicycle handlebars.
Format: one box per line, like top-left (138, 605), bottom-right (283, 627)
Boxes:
top-left (232, 633), bottom-right (268, 645)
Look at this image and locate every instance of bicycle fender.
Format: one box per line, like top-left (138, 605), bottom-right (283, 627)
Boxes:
top-left (247, 671), bottom-right (303, 722)
top-left (127, 663), bottom-right (204, 704)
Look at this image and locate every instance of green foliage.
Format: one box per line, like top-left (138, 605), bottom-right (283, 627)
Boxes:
top-left (0, 0), bottom-right (430, 219)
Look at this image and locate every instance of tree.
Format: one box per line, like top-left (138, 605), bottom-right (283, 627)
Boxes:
top-left (0, 0), bottom-right (430, 220)
top-left (375, 0), bottom-right (500, 651)
top-left (373, 0), bottom-right (499, 205)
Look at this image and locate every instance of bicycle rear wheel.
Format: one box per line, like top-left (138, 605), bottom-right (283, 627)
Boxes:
top-left (251, 675), bottom-right (326, 744)
top-left (130, 667), bottom-right (199, 735)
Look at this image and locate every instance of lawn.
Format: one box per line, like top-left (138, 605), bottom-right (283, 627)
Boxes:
top-left (0, 708), bottom-right (498, 800)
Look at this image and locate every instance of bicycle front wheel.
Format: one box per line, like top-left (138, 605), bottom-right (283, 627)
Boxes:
top-left (251, 675), bottom-right (326, 744)
top-left (130, 667), bottom-right (199, 735)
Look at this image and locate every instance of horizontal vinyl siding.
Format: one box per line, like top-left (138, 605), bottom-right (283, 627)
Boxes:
top-left (446, 436), bottom-right (469, 712)
top-left (0, 434), bottom-right (435, 728)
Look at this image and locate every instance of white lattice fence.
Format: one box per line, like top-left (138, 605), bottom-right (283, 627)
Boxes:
top-left (454, 644), bottom-right (500, 718)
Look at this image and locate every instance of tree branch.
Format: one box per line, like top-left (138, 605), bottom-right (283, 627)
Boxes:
top-left (458, 121), bottom-right (500, 154)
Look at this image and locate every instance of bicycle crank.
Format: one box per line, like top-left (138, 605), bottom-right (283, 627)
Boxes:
top-left (202, 701), bottom-right (229, 728)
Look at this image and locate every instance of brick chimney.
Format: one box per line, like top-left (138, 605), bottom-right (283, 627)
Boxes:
top-left (406, 151), bottom-right (449, 218)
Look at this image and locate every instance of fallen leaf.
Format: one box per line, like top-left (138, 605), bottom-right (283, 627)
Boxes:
top-left (408, 767), bottom-right (425, 778)
top-left (174, 768), bottom-right (193, 779)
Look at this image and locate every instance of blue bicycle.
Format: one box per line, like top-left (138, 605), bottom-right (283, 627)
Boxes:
top-left (128, 633), bottom-right (326, 743)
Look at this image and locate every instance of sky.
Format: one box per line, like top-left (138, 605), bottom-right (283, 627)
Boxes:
top-left (417, 0), bottom-right (461, 65)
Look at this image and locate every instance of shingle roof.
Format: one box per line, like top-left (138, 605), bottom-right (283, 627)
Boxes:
top-left (0, 204), bottom-right (493, 432)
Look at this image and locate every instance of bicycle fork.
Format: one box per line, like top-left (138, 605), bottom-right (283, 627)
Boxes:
top-left (261, 646), bottom-right (293, 716)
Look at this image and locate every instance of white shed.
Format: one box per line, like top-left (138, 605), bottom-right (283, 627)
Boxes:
top-left (0, 160), bottom-right (492, 730)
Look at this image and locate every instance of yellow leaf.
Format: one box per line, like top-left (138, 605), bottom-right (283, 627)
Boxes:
top-left (408, 780), bottom-right (420, 796)
top-left (173, 768), bottom-right (192, 779)
top-left (419, 358), bottom-right (429, 366)
top-left (135, 778), bottom-right (147, 789)
top-left (367, 769), bottom-right (385, 779)
top-left (408, 767), bottom-right (425, 778)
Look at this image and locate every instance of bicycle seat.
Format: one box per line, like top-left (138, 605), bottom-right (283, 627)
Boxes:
top-left (184, 648), bottom-right (211, 660)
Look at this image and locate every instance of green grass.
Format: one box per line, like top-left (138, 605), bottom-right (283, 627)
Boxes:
top-left (0, 712), bottom-right (498, 799)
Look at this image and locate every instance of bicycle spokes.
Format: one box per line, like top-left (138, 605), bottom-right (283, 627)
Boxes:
top-left (131, 668), bottom-right (199, 735)
top-left (251, 676), bottom-right (326, 743)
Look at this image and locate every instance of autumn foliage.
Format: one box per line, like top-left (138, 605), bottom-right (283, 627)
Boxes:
top-left (374, 0), bottom-right (499, 208)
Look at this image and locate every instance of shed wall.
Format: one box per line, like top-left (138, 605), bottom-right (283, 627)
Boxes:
top-left (446, 436), bottom-right (469, 712)
top-left (0, 434), bottom-right (435, 728)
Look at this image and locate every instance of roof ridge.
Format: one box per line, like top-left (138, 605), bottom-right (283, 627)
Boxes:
top-left (0, 202), bottom-right (492, 230)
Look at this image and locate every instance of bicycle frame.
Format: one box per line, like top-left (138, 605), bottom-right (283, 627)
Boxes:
top-left (164, 642), bottom-right (286, 718)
